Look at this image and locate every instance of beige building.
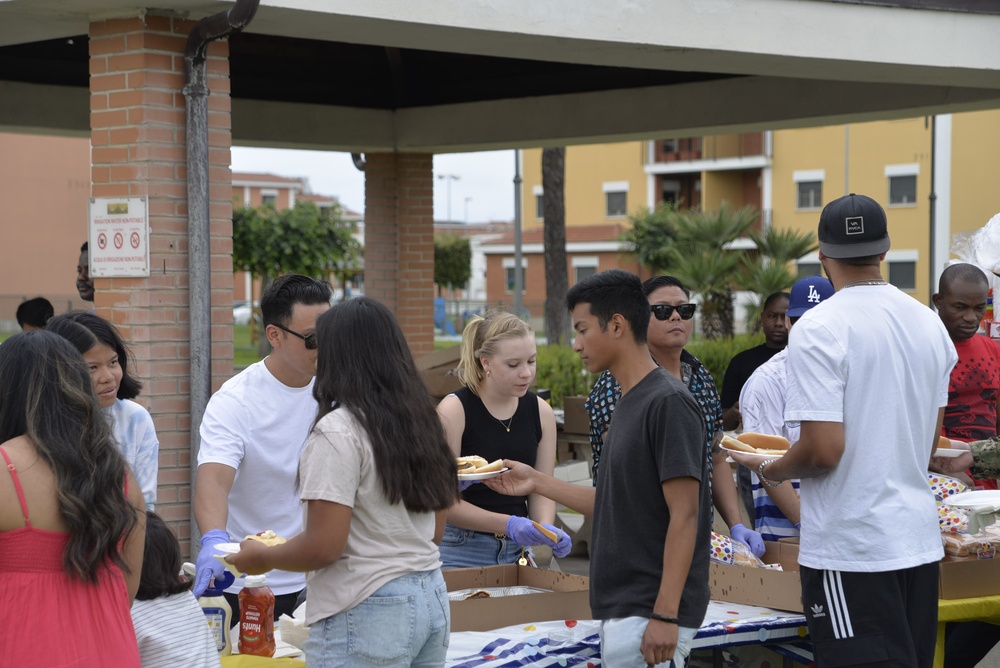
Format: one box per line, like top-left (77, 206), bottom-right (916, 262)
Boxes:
top-left (517, 111), bottom-right (1000, 305)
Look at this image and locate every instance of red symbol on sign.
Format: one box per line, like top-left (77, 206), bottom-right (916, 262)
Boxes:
top-left (97, 233), bottom-right (107, 249)
top-left (130, 232), bottom-right (140, 249)
top-left (114, 232), bottom-right (124, 249)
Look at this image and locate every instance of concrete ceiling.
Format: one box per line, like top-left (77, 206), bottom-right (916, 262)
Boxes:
top-left (0, 0), bottom-right (998, 152)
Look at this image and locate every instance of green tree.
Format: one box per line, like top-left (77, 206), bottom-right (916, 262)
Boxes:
top-left (233, 201), bottom-right (359, 354)
top-left (736, 225), bottom-right (818, 330)
top-left (622, 201), bottom-right (679, 273)
top-left (433, 234), bottom-right (472, 297)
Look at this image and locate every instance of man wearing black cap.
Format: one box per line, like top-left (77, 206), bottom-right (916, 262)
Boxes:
top-left (731, 194), bottom-right (957, 667)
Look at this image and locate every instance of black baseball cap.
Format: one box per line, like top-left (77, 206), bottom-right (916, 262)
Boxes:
top-left (818, 194), bottom-right (890, 259)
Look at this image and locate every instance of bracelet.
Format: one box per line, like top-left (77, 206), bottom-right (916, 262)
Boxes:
top-left (649, 612), bottom-right (680, 625)
top-left (758, 458), bottom-right (782, 487)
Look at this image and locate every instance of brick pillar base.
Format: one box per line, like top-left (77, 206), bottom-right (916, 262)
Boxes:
top-left (364, 153), bottom-right (434, 358)
top-left (89, 14), bottom-right (234, 554)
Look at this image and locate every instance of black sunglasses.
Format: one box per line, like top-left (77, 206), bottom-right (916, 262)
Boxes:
top-left (651, 303), bottom-right (697, 321)
top-left (273, 323), bottom-right (318, 350)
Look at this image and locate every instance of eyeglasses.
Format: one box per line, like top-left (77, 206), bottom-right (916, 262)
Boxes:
top-left (651, 303), bottom-right (697, 321)
top-left (272, 323), bottom-right (318, 350)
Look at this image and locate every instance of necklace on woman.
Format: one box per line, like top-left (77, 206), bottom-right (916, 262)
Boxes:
top-left (841, 279), bottom-right (888, 289)
top-left (496, 414), bottom-right (514, 433)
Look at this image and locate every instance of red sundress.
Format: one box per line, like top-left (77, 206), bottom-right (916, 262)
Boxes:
top-left (0, 447), bottom-right (141, 667)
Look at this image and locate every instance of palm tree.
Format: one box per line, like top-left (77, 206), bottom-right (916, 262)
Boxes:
top-left (737, 226), bottom-right (818, 330)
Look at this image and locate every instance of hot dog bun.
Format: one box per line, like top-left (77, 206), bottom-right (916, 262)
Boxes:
top-left (470, 459), bottom-right (504, 474)
top-left (738, 432), bottom-right (791, 452)
top-left (722, 434), bottom-right (758, 454)
top-left (245, 530), bottom-right (286, 547)
top-left (937, 436), bottom-right (951, 450)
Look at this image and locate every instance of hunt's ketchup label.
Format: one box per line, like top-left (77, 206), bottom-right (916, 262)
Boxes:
top-left (238, 574), bottom-right (275, 657)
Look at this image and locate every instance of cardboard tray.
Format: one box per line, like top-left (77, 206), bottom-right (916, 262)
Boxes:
top-left (939, 555), bottom-right (1000, 599)
top-left (443, 564), bottom-right (592, 632)
top-left (416, 345), bottom-right (464, 398)
top-left (709, 541), bottom-right (803, 613)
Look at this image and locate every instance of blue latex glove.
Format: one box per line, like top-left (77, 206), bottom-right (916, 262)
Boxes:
top-left (543, 523), bottom-right (573, 558)
top-left (193, 529), bottom-right (230, 597)
top-left (730, 523), bottom-right (766, 558)
top-left (459, 479), bottom-right (478, 492)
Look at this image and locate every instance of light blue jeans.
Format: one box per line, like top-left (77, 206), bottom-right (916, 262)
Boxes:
top-left (439, 523), bottom-right (531, 569)
top-left (600, 617), bottom-right (698, 668)
top-left (304, 569), bottom-right (450, 667)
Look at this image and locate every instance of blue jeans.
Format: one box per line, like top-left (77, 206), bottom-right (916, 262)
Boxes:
top-left (600, 617), bottom-right (698, 668)
top-left (304, 569), bottom-right (449, 667)
top-left (439, 523), bottom-right (531, 569)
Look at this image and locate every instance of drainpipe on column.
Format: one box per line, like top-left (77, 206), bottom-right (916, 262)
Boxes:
top-left (183, 0), bottom-right (259, 548)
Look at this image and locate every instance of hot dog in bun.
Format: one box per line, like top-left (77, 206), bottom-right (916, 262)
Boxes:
top-left (722, 433), bottom-right (791, 456)
top-left (245, 530), bottom-right (287, 547)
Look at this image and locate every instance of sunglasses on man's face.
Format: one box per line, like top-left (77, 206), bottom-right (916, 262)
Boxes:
top-left (273, 323), bottom-right (318, 350)
top-left (651, 303), bottom-right (697, 321)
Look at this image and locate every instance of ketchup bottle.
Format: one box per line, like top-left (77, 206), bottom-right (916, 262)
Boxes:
top-left (238, 574), bottom-right (275, 657)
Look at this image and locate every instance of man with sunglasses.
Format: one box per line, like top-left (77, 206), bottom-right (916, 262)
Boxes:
top-left (586, 276), bottom-right (764, 556)
top-left (193, 274), bottom-right (332, 620)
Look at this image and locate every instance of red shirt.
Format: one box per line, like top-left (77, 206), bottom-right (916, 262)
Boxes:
top-left (943, 334), bottom-right (1000, 489)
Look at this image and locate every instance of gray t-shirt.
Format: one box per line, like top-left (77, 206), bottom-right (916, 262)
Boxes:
top-left (590, 368), bottom-right (711, 627)
top-left (298, 408), bottom-right (442, 625)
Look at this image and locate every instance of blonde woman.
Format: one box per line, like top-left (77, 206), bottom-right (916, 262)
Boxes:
top-left (437, 310), bottom-right (571, 568)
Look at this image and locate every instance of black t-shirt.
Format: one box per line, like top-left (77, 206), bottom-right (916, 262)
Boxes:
top-left (456, 387), bottom-right (542, 518)
top-left (720, 343), bottom-right (784, 409)
top-left (590, 368), bottom-right (710, 627)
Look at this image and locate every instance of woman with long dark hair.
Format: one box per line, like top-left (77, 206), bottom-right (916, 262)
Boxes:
top-left (0, 331), bottom-right (145, 665)
top-left (228, 297), bottom-right (458, 666)
top-left (47, 311), bottom-right (159, 508)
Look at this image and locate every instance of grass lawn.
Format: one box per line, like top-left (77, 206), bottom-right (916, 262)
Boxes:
top-left (234, 324), bottom-right (263, 369)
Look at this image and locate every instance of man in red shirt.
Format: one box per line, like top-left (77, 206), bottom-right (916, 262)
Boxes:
top-left (933, 262), bottom-right (1000, 491)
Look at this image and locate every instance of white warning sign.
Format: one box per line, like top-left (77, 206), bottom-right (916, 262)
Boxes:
top-left (88, 197), bottom-right (149, 277)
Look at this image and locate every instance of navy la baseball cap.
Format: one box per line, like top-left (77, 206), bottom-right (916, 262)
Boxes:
top-left (818, 193), bottom-right (890, 259)
top-left (787, 275), bottom-right (834, 317)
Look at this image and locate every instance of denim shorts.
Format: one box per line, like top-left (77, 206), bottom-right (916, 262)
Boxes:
top-left (600, 616), bottom-right (698, 668)
top-left (439, 523), bottom-right (532, 569)
top-left (304, 569), bottom-right (450, 667)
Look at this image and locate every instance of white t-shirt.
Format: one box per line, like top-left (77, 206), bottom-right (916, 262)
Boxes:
top-left (131, 592), bottom-right (221, 668)
top-left (740, 349), bottom-right (798, 444)
top-left (298, 408), bottom-right (441, 626)
top-left (108, 398), bottom-right (159, 509)
top-left (198, 360), bottom-right (317, 595)
top-left (785, 284), bottom-right (957, 572)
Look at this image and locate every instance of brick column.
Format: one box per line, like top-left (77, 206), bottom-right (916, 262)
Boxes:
top-left (364, 152), bottom-right (435, 358)
top-left (89, 14), bottom-right (234, 553)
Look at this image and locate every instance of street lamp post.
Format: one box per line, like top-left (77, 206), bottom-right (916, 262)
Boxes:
top-left (437, 173), bottom-right (460, 222)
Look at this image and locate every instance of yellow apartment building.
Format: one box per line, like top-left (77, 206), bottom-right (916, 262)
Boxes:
top-left (513, 111), bottom-right (1000, 306)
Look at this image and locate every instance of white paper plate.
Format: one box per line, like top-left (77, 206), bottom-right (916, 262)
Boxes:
top-left (944, 490), bottom-right (1000, 509)
top-left (457, 467), bottom-right (510, 481)
top-left (720, 444), bottom-right (785, 458)
top-left (213, 542), bottom-right (242, 555)
top-left (933, 448), bottom-right (966, 459)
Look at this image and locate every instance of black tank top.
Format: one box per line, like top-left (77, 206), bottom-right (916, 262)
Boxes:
top-left (456, 387), bottom-right (542, 518)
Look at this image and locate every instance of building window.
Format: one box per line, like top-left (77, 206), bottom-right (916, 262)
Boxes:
top-left (797, 262), bottom-right (822, 278)
top-left (888, 174), bottom-right (917, 206)
top-left (572, 257), bottom-right (599, 285)
top-left (535, 195), bottom-right (544, 220)
top-left (503, 258), bottom-right (527, 294)
top-left (662, 138), bottom-right (678, 153)
top-left (606, 191), bottom-right (627, 217)
top-left (261, 193), bottom-right (277, 208)
top-left (888, 261), bottom-right (916, 291)
top-left (797, 181), bottom-right (822, 210)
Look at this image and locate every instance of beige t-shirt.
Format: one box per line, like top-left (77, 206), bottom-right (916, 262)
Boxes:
top-left (298, 408), bottom-right (441, 626)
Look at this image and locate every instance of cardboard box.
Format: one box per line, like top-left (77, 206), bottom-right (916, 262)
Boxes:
top-left (562, 396), bottom-right (590, 435)
top-left (443, 564), bottom-right (592, 632)
top-left (416, 345), bottom-right (464, 398)
top-left (939, 555), bottom-right (1000, 599)
top-left (709, 541), bottom-right (802, 612)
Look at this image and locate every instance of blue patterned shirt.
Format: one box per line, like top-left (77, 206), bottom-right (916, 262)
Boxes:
top-left (585, 349), bottom-right (723, 486)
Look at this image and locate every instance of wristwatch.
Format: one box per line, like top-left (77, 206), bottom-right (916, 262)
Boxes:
top-left (758, 458), bottom-right (782, 487)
